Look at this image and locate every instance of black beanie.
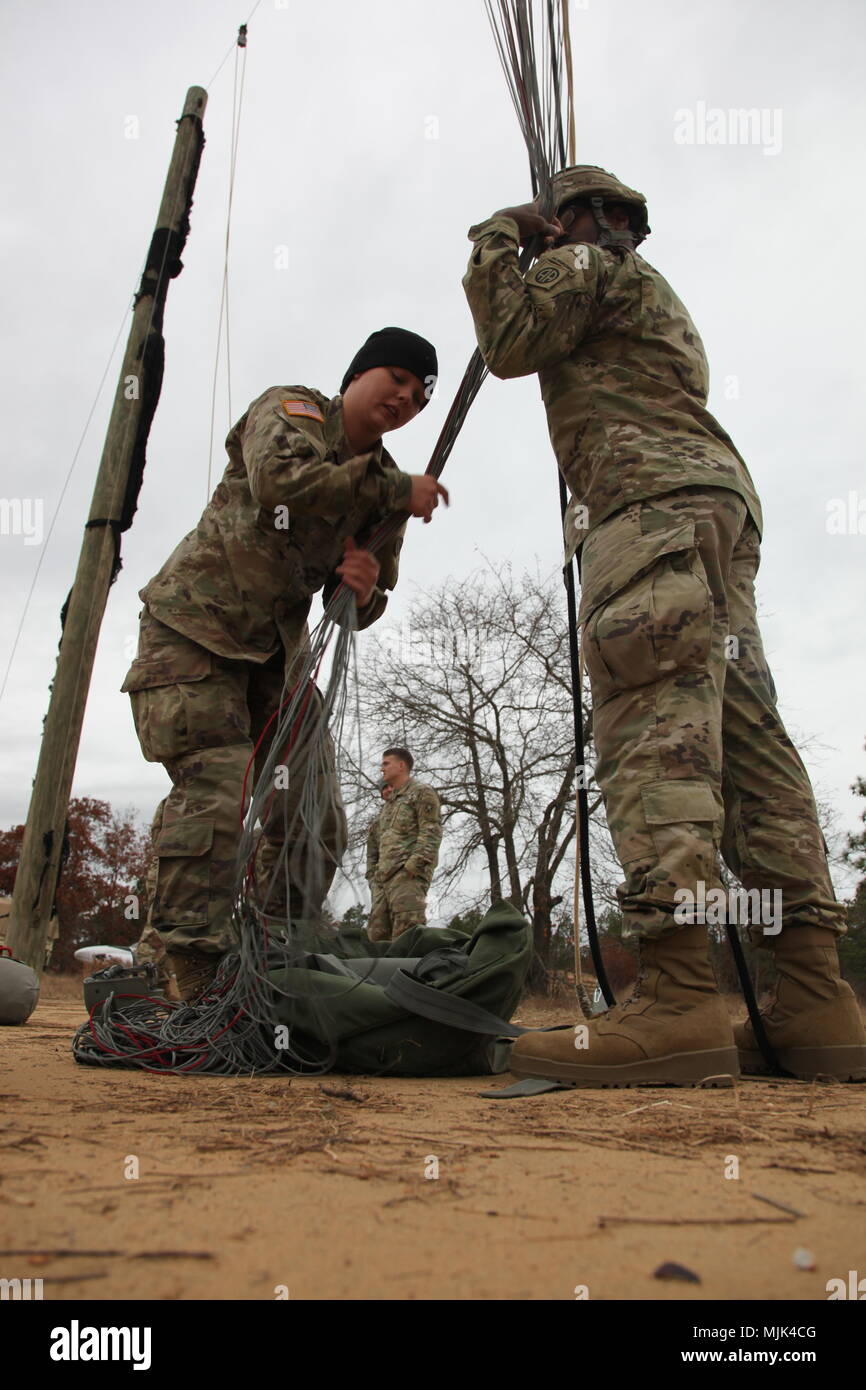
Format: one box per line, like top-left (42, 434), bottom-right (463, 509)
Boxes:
top-left (340, 327), bottom-right (438, 406)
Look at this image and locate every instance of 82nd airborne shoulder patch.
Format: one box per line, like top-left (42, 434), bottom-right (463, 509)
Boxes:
top-left (532, 263), bottom-right (565, 286)
top-left (529, 245), bottom-right (591, 291)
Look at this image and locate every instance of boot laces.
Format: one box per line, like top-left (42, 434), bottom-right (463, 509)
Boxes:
top-left (621, 940), bottom-right (650, 1006)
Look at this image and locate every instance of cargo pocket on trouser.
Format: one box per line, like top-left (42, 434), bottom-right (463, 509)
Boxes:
top-left (260, 689), bottom-right (347, 917)
top-left (579, 510), bottom-right (724, 935)
top-left (150, 818), bottom-right (215, 944)
top-left (121, 621), bottom-right (214, 764)
top-left (615, 778), bottom-right (723, 933)
top-left (579, 512), bottom-right (714, 709)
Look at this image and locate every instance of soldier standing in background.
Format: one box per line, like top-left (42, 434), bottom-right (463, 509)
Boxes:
top-left (365, 784), bottom-right (392, 931)
top-left (463, 167), bottom-right (865, 1085)
top-left (122, 328), bottom-right (447, 1003)
top-left (367, 748), bottom-right (442, 942)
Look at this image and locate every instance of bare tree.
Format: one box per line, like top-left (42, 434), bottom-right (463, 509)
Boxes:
top-left (340, 561), bottom-right (609, 983)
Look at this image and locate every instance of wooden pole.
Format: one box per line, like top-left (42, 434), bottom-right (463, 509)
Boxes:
top-left (7, 86), bottom-right (207, 970)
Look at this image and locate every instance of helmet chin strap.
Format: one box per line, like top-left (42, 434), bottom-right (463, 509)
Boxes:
top-left (590, 195), bottom-right (636, 249)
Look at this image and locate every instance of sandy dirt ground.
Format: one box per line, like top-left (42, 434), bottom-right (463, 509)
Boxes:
top-left (2, 986), bottom-right (865, 1303)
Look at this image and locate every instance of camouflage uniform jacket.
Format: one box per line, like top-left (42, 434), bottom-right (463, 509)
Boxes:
top-left (139, 386), bottom-right (413, 662)
top-left (373, 778), bottom-right (442, 885)
top-left (462, 216), bottom-right (763, 557)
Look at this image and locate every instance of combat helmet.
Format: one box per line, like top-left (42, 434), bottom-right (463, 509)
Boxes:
top-left (550, 165), bottom-right (650, 248)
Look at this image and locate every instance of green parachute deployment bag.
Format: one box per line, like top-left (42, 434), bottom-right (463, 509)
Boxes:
top-left (267, 901), bottom-right (532, 1077)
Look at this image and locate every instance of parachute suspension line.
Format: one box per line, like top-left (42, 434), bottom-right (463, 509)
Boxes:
top-left (205, 0), bottom-right (262, 91)
top-left (224, 37), bottom-right (248, 427)
top-left (484, 2), bottom-right (613, 1008)
top-left (352, 6), bottom-right (576, 566)
top-left (6, 88), bottom-right (206, 967)
top-left (73, 314), bottom-right (506, 1073)
top-left (0, 294), bottom-right (134, 710)
top-left (327, 8), bottom-right (576, 581)
top-left (2, 65), bottom-right (213, 714)
top-left (571, 639), bottom-right (595, 1017)
top-left (69, 15), bottom-right (496, 1076)
top-left (206, 26), bottom-right (249, 499)
top-left (547, 7), bottom-right (611, 1007)
top-left (70, 3), bottom-right (587, 1074)
top-left (524, 16), bottom-right (779, 1048)
top-left (562, 0), bottom-right (576, 164)
top-left (489, 5), bottom-right (773, 1030)
top-left (72, 583), bottom-right (366, 1074)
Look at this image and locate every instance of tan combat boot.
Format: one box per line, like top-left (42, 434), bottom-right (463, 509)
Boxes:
top-left (149, 957), bottom-right (181, 1001)
top-left (734, 927), bottom-right (866, 1081)
top-left (166, 950), bottom-right (222, 1005)
top-left (510, 923), bottom-right (738, 1087)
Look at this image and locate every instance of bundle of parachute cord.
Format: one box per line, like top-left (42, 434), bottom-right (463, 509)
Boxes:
top-left (73, 0), bottom-right (589, 1074)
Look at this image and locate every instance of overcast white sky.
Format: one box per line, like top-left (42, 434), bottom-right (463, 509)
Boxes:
top-left (1, 0), bottom-right (864, 899)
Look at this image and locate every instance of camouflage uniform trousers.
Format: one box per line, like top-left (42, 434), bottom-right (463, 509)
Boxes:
top-left (580, 485), bottom-right (844, 943)
top-left (126, 609), bottom-right (347, 956)
top-left (367, 868), bottom-right (430, 942)
top-left (133, 796), bottom-right (167, 966)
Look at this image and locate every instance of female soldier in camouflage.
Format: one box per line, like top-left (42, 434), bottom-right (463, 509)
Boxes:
top-left (123, 328), bottom-right (447, 1002)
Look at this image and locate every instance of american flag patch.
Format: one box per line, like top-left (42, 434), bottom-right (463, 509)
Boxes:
top-left (281, 399), bottom-right (324, 423)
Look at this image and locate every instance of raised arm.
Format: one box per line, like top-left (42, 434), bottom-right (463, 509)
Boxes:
top-left (462, 215), bottom-right (605, 379)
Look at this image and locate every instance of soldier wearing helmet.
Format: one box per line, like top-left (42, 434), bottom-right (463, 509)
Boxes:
top-left (463, 165), bottom-right (865, 1088)
top-left (547, 165), bottom-right (651, 247)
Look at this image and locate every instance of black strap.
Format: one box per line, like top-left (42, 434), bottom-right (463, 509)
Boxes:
top-left (558, 472), bottom-right (614, 1008)
top-left (383, 968), bottom-right (529, 1038)
top-left (725, 923), bottom-right (790, 1077)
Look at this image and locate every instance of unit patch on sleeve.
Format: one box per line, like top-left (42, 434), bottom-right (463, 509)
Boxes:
top-left (532, 263), bottom-right (565, 286)
top-left (281, 399), bottom-right (325, 423)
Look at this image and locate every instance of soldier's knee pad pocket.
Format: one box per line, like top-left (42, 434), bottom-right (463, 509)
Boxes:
top-left (151, 820), bottom-right (214, 929)
top-left (580, 517), bottom-right (712, 705)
